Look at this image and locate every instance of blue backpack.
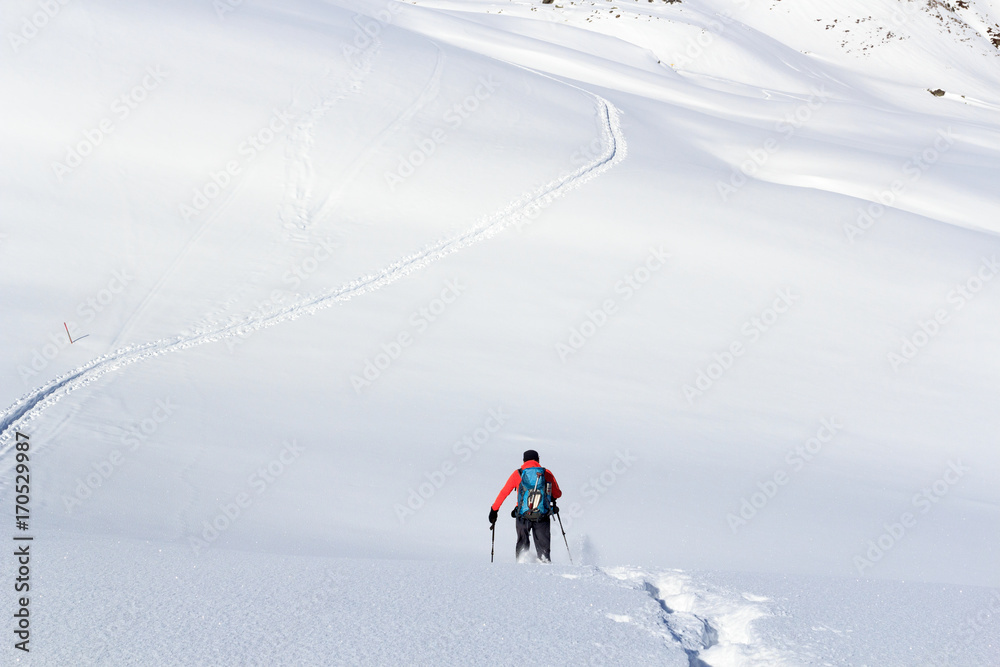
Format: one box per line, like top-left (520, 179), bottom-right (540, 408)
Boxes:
top-left (516, 467), bottom-right (552, 520)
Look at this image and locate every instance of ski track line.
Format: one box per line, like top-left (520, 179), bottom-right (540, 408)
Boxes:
top-left (106, 159), bottom-right (255, 354)
top-left (192, 42), bottom-right (440, 340)
top-left (208, 34), bottom-right (385, 327)
top-left (281, 32), bottom-right (384, 231)
top-left (308, 44), bottom-right (447, 230)
top-left (111, 33), bottom-right (384, 352)
top-left (36, 38), bottom-right (388, 533)
top-left (0, 87), bottom-right (627, 474)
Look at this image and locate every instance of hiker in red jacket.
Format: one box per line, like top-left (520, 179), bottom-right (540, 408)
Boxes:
top-left (489, 450), bottom-right (562, 562)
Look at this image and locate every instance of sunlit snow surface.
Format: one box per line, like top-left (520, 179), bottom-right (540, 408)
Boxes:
top-left (1, 0), bottom-right (999, 664)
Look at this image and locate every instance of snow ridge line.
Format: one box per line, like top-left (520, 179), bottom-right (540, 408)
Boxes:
top-left (0, 91), bottom-right (626, 463)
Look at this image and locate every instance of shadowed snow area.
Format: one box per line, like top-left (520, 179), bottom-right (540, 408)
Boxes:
top-left (1, 0), bottom-right (999, 664)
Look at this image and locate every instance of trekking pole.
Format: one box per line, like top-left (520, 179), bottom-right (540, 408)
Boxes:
top-left (490, 522), bottom-right (495, 563)
top-left (556, 512), bottom-right (572, 564)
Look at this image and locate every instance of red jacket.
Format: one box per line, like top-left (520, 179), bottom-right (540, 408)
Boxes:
top-left (492, 460), bottom-right (562, 511)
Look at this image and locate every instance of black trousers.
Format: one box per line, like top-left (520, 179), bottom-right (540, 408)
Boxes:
top-left (515, 516), bottom-right (551, 562)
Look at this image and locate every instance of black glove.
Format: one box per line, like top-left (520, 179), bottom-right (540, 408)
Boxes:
top-left (551, 501), bottom-right (560, 514)
top-left (489, 509), bottom-right (498, 525)
top-left (511, 508), bottom-right (517, 518)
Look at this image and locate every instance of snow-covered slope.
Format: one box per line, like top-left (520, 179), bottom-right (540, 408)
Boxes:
top-left (2, 0), bottom-right (999, 664)
top-left (19, 532), bottom-right (1000, 666)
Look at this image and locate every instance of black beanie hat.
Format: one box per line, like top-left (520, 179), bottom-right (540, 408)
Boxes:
top-left (523, 449), bottom-right (539, 462)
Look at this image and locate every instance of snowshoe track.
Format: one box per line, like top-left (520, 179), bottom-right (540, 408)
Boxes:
top-left (604, 567), bottom-right (800, 667)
